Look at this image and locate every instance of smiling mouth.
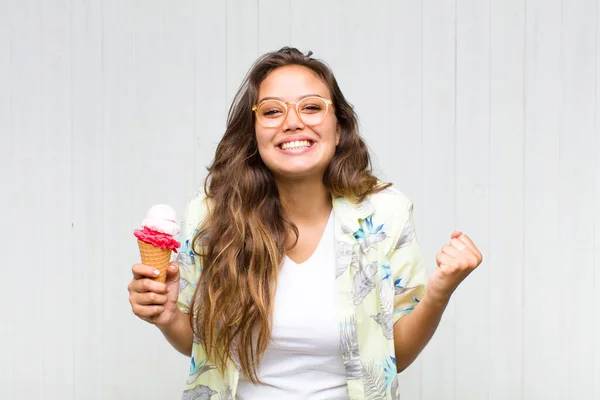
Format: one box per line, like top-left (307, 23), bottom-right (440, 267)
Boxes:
top-left (278, 140), bottom-right (315, 151)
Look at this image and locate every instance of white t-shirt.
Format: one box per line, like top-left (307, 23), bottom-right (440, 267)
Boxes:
top-left (237, 212), bottom-right (349, 399)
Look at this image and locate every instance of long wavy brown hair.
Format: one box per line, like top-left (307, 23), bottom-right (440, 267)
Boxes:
top-left (190, 47), bottom-right (389, 382)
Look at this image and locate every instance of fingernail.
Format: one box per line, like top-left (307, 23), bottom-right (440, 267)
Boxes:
top-left (168, 265), bottom-right (176, 272)
top-left (153, 269), bottom-right (160, 276)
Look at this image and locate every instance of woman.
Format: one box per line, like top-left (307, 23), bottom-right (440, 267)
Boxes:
top-left (128, 47), bottom-right (482, 400)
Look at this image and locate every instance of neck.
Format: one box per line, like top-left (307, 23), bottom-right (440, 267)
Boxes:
top-left (276, 178), bottom-right (332, 224)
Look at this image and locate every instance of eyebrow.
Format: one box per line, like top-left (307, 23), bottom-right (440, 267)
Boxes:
top-left (256, 93), bottom-right (326, 103)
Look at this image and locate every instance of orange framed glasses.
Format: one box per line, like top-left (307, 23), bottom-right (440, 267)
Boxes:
top-left (252, 96), bottom-right (333, 128)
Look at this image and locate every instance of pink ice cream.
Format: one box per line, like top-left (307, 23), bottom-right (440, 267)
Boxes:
top-left (133, 204), bottom-right (181, 252)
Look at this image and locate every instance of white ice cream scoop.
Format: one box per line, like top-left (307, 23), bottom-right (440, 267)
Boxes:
top-left (141, 204), bottom-right (181, 236)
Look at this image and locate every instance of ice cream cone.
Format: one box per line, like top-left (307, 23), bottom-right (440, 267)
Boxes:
top-left (137, 239), bottom-right (172, 283)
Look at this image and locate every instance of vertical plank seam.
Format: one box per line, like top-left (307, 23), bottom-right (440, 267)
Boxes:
top-left (8, 4), bottom-right (13, 399)
top-left (70, 0), bottom-right (75, 398)
top-left (487, 0), bottom-right (492, 398)
top-left (193, 0), bottom-right (197, 188)
top-left (453, 1), bottom-right (458, 397)
top-left (40, 1), bottom-right (45, 396)
top-left (419, 1), bottom-right (424, 398)
top-left (10, 9), bottom-right (13, 395)
top-left (558, 1), bottom-right (564, 396)
top-left (100, 0), bottom-right (105, 397)
top-left (593, 0), bottom-right (599, 394)
top-left (521, 0), bottom-right (527, 398)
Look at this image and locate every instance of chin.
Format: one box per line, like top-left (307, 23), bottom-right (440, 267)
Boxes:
top-left (260, 152), bottom-right (334, 182)
top-left (272, 166), bottom-right (326, 182)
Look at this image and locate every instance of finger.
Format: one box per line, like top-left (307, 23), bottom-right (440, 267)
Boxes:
top-left (457, 235), bottom-right (482, 260)
top-left (166, 262), bottom-right (179, 275)
top-left (142, 278), bottom-right (168, 294)
top-left (449, 239), bottom-right (479, 268)
top-left (132, 291), bottom-right (168, 306)
top-left (450, 238), bottom-right (468, 252)
top-left (132, 263), bottom-right (163, 280)
top-left (450, 231), bottom-right (462, 239)
top-left (130, 278), bottom-right (168, 294)
top-left (436, 252), bottom-right (454, 268)
top-left (165, 262), bottom-right (180, 284)
top-left (132, 304), bottom-right (165, 319)
top-left (441, 244), bottom-right (462, 258)
top-left (436, 252), bottom-right (468, 273)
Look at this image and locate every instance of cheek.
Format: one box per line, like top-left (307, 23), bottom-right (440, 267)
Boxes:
top-left (255, 128), bottom-right (276, 165)
top-left (319, 125), bottom-right (338, 159)
top-left (319, 120), bottom-right (339, 144)
top-left (254, 127), bottom-right (270, 149)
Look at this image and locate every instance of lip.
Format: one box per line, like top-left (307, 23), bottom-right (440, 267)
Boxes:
top-left (275, 134), bottom-right (317, 147)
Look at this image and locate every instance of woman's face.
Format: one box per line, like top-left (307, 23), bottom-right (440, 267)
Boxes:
top-left (254, 65), bottom-right (339, 182)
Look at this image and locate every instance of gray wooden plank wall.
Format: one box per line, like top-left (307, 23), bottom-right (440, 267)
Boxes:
top-left (1, 1), bottom-right (598, 399)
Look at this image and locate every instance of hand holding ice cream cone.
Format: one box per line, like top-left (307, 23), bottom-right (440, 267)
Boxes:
top-left (128, 261), bottom-right (181, 326)
top-left (129, 204), bottom-right (181, 324)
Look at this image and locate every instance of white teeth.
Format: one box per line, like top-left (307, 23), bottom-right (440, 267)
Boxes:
top-left (281, 140), bottom-right (312, 150)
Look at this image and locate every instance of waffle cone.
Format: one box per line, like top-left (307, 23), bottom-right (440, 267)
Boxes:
top-left (137, 239), bottom-right (172, 283)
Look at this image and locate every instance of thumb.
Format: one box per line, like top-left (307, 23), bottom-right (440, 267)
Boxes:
top-left (450, 231), bottom-right (462, 240)
top-left (165, 262), bottom-right (180, 284)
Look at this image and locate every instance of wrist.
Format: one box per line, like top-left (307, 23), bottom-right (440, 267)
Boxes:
top-left (423, 289), bottom-right (451, 310)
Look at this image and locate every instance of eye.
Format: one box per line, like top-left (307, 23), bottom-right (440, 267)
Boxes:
top-left (303, 105), bottom-right (322, 111)
top-left (299, 97), bottom-right (327, 114)
top-left (258, 101), bottom-right (286, 118)
top-left (263, 108), bottom-right (284, 117)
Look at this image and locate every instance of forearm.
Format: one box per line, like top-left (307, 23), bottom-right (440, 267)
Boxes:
top-left (158, 308), bottom-right (194, 356)
top-left (393, 292), bottom-right (449, 373)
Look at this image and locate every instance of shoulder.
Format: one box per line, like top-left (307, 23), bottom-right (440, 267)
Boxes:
top-left (366, 186), bottom-right (419, 256)
top-left (367, 185), bottom-right (413, 214)
top-left (333, 184), bottom-right (414, 223)
top-left (333, 184), bottom-right (414, 236)
top-left (351, 185), bottom-right (414, 228)
top-left (367, 187), bottom-right (415, 242)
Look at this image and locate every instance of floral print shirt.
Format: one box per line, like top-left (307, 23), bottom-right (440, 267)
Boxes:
top-left (175, 186), bottom-right (428, 400)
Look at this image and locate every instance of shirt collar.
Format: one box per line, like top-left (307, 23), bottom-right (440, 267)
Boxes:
top-left (331, 194), bottom-right (375, 234)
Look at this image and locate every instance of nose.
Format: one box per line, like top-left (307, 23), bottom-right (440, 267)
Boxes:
top-left (282, 104), bottom-right (305, 132)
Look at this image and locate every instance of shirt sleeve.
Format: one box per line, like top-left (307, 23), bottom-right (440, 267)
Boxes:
top-left (387, 201), bottom-right (428, 325)
top-left (175, 196), bottom-right (204, 314)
